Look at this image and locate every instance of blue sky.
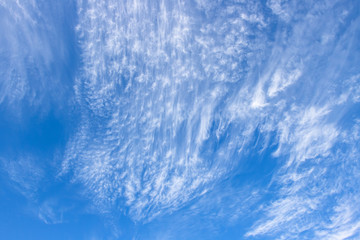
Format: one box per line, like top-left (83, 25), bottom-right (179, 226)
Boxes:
top-left (0, 0), bottom-right (360, 239)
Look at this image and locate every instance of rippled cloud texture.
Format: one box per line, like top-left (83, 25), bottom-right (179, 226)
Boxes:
top-left (1, 0), bottom-right (360, 239)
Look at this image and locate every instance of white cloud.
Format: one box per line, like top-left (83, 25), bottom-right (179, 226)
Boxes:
top-left (63, 0), bottom-right (269, 222)
top-left (268, 67), bottom-right (302, 97)
top-left (37, 199), bottom-right (64, 225)
top-left (60, 1), bottom-right (360, 237)
top-left (0, 0), bottom-right (72, 116)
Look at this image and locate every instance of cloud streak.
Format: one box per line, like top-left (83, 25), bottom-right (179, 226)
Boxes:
top-left (59, 1), bottom-right (360, 239)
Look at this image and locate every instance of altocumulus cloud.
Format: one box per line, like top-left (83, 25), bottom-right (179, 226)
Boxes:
top-left (1, 0), bottom-right (359, 239)
top-left (60, 2), bottom-right (360, 239)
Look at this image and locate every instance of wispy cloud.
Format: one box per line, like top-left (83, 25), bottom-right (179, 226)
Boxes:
top-left (37, 199), bottom-right (64, 225)
top-left (63, 0), bottom-right (270, 222)
top-left (1, 155), bottom-right (44, 199)
top-left (60, 1), bottom-right (360, 238)
top-left (0, 0), bottom-right (74, 115)
top-left (244, 0), bottom-right (360, 238)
